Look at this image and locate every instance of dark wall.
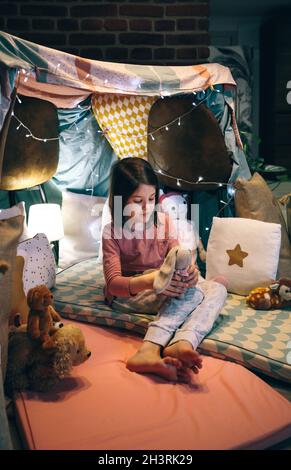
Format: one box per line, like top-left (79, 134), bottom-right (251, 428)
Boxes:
top-left (0, 0), bottom-right (210, 65)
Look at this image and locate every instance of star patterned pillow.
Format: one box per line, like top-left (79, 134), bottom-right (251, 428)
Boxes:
top-left (206, 217), bottom-right (282, 295)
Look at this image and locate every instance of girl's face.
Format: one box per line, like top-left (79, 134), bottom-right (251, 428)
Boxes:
top-left (126, 184), bottom-right (156, 224)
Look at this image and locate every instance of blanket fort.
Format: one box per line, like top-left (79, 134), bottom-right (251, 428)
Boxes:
top-left (0, 30), bottom-right (250, 192)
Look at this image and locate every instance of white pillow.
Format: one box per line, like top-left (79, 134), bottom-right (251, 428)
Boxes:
top-left (206, 217), bottom-right (281, 295)
top-left (0, 201), bottom-right (29, 241)
top-left (17, 233), bottom-right (56, 295)
top-left (97, 197), bottom-right (112, 263)
top-left (59, 191), bottom-right (106, 269)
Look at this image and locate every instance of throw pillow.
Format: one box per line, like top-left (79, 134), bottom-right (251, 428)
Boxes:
top-left (0, 215), bottom-right (24, 378)
top-left (59, 191), bottom-right (106, 269)
top-left (234, 172), bottom-right (291, 278)
top-left (206, 217), bottom-right (281, 295)
top-left (97, 197), bottom-right (111, 263)
top-left (17, 233), bottom-right (56, 295)
top-left (0, 201), bottom-right (29, 241)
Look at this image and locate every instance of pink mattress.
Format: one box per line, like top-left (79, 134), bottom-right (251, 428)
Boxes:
top-left (15, 322), bottom-right (291, 450)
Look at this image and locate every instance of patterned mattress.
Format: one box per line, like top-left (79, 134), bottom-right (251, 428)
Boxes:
top-left (53, 258), bottom-right (291, 383)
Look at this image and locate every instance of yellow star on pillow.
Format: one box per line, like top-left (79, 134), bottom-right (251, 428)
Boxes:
top-left (226, 243), bottom-right (248, 268)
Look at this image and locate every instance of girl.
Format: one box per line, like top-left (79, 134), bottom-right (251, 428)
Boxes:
top-left (102, 158), bottom-right (227, 383)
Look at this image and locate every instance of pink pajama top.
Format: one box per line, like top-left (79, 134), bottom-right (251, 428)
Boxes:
top-left (102, 213), bottom-right (179, 305)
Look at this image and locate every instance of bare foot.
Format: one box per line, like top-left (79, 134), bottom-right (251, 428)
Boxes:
top-left (177, 367), bottom-right (193, 383)
top-left (126, 341), bottom-right (182, 382)
top-left (163, 340), bottom-right (203, 374)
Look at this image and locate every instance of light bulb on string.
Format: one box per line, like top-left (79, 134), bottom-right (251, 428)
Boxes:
top-left (178, 118), bottom-right (181, 126)
top-left (197, 176), bottom-right (204, 183)
top-left (16, 95), bottom-right (22, 104)
top-left (220, 200), bottom-right (227, 205)
top-left (177, 179), bottom-right (181, 187)
top-left (16, 124), bottom-right (21, 130)
top-left (192, 102), bottom-right (197, 106)
top-left (227, 185), bottom-right (236, 197)
top-left (165, 126), bottom-right (169, 131)
top-left (151, 134), bottom-right (155, 141)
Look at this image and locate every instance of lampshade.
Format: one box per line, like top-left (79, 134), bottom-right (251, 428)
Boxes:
top-left (28, 203), bottom-right (64, 242)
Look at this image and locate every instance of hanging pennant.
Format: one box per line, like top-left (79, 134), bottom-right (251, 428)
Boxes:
top-left (91, 94), bottom-right (156, 159)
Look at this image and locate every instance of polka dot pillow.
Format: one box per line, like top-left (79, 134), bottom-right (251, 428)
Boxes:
top-left (17, 233), bottom-right (56, 295)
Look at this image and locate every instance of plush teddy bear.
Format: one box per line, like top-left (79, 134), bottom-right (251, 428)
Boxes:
top-left (246, 278), bottom-right (291, 310)
top-left (26, 285), bottom-right (63, 349)
top-left (5, 324), bottom-right (91, 395)
top-left (159, 192), bottom-right (207, 263)
top-left (0, 260), bottom-right (9, 280)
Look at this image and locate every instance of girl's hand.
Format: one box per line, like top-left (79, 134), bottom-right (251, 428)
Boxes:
top-left (161, 273), bottom-right (189, 298)
top-left (185, 264), bottom-right (199, 288)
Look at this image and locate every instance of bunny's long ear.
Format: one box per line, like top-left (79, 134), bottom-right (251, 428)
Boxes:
top-left (153, 246), bottom-right (179, 294)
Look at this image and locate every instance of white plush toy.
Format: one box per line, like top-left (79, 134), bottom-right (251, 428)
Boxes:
top-left (159, 192), bottom-right (206, 264)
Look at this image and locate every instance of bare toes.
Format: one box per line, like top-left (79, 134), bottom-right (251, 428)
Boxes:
top-left (163, 356), bottom-right (182, 369)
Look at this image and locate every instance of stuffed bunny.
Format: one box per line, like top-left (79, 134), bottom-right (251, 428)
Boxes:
top-left (152, 246), bottom-right (205, 320)
top-left (159, 192), bottom-right (206, 263)
top-left (154, 246), bottom-right (193, 294)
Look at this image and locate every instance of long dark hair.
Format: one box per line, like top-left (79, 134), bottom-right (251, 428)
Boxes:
top-left (109, 157), bottom-right (159, 227)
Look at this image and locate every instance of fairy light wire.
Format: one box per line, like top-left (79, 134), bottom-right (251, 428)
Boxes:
top-left (11, 87), bottom-right (218, 143)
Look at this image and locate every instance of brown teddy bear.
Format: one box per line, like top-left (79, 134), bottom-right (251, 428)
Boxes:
top-left (27, 285), bottom-right (62, 349)
top-left (5, 324), bottom-right (91, 395)
top-left (246, 278), bottom-right (291, 310)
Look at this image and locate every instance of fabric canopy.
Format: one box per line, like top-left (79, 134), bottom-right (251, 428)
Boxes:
top-left (0, 31), bottom-right (251, 198)
top-left (0, 31), bottom-right (236, 123)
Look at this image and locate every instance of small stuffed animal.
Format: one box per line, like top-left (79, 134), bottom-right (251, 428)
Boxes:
top-left (154, 246), bottom-right (193, 294)
top-left (0, 260), bottom-right (9, 280)
top-left (27, 285), bottom-right (63, 349)
top-left (246, 278), bottom-right (291, 310)
top-left (159, 192), bottom-right (206, 263)
top-left (5, 324), bottom-right (91, 395)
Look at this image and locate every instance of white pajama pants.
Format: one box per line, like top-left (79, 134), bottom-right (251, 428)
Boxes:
top-left (111, 275), bottom-right (227, 350)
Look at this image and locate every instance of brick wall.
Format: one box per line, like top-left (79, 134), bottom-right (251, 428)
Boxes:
top-left (1, 1), bottom-right (209, 65)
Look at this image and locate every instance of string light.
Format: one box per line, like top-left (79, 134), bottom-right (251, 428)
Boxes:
top-left (11, 86), bottom-right (221, 144)
top-left (154, 166), bottom-right (235, 190)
